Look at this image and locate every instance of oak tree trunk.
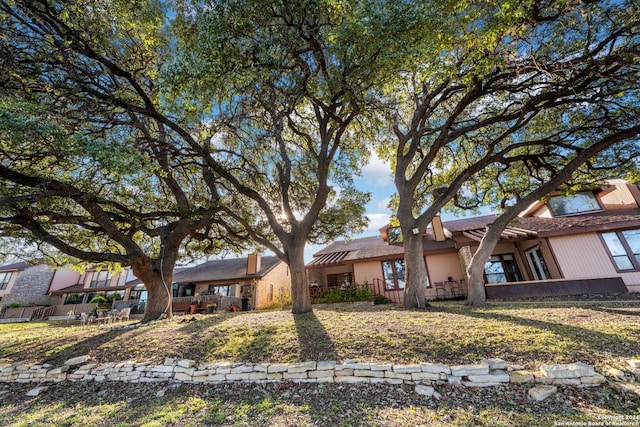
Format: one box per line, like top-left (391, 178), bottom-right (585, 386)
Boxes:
top-left (142, 274), bottom-right (173, 322)
top-left (402, 230), bottom-right (429, 308)
top-left (131, 257), bottom-right (174, 323)
top-left (466, 222), bottom-right (507, 307)
top-left (288, 244), bottom-right (312, 314)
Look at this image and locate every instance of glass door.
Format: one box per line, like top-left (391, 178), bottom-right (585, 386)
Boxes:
top-left (525, 246), bottom-right (551, 280)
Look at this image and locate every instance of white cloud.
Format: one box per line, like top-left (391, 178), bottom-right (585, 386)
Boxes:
top-left (376, 197), bottom-right (392, 211)
top-left (360, 151), bottom-right (393, 186)
top-left (365, 213), bottom-right (391, 233)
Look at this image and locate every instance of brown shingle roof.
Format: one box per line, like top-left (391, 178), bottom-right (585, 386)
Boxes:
top-left (0, 261), bottom-right (33, 272)
top-left (308, 235), bottom-right (455, 267)
top-left (514, 208), bottom-right (640, 236)
top-left (172, 256), bottom-right (282, 284)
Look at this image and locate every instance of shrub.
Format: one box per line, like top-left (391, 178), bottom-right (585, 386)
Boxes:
top-left (374, 295), bottom-right (390, 305)
top-left (6, 303), bottom-right (23, 308)
top-left (89, 296), bottom-right (108, 304)
top-left (315, 283), bottom-right (373, 304)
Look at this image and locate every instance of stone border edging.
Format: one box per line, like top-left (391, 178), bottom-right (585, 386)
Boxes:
top-left (4, 357), bottom-right (639, 400)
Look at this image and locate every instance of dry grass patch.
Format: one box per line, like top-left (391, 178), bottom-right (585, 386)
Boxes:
top-left (0, 302), bottom-right (638, 368)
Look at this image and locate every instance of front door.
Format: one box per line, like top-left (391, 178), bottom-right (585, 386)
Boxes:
top-left (525, 246), bottom-right (551, 280)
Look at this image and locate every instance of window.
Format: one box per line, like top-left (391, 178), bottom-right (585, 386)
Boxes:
top-left (484, 254), bottom-right (522, 283)
top-left (548, 191), bottom-right (602, 217)
top-left (90, 270), bottom-right (111, 288)
top-left (327, 273), bottom-right (352, 289)
top-left (382, 259), bottom-right (406, 290)
top-left (208, 285), bottom-right (232, 296)
top-left (601, 229), bottom-right (640, 271)
top-left (0, 272), bottom-right (13, 290)
top-left (525, 246), bottom-right (551, 280)
top-left (387, 227), bottom-right (403, 244)
top-left (269, 284), bottom-right (274, 301)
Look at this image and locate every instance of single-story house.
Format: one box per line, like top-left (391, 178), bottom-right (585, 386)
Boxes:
top-left (307, 178), bottom-right (640, 301)
top-left (172, 254), bottom-right (291, 311)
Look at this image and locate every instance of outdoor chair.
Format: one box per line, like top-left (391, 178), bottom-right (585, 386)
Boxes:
top-left (117, 307), bottom-right (131, 322)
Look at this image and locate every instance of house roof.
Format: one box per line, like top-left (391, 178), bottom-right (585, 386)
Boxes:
top-left (172, 256), bottom-right (282, 284)
top-left (0, 261), bottom-right (33, 272)
top-left (308, 207), bottom-right (640, 268)
top-left (308, 235), bottom-right (456, 268)
top-left (50, 282), bottom-right (137, 295)
top-left (441, 215), bottom-right (498, 232)
top-left (514, 208), bottom-right (640, 237)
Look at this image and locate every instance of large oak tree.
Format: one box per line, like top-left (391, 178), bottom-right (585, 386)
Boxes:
top-left (378, 0), bottom-right (640, 307)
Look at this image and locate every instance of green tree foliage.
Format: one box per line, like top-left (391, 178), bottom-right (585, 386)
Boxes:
top-left (0, 0), bottom-right (394, 316)
top-left (375, 0), bottom-right (640, 307)
top-left (0, 0), bottom-right (250, 321)
top-left (168, 0), bottom-right (418, 313)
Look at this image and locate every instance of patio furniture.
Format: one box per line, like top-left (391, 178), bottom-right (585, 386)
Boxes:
top-left (94, 309), bottom-right (119, 324)
top-left (117, 307), bottom-right (131, 322)
top-left (434, 281), bottom-right (448, 298)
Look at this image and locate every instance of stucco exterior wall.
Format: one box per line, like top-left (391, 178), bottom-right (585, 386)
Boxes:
top-left (425, 252), bottom-right (464, 284)
top-left (254, 262), bottom-right (291, 309)
top-left (599, 180), bottom-right (640, 210)
top-left (353, 261), bottom-right (384, 286)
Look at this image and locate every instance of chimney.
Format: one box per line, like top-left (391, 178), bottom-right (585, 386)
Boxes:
top-left (246, 253), bottom-right (261, 275)
top-left (431, 216), bottom-right (446, 242)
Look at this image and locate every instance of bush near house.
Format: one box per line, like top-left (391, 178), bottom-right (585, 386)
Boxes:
top-left (313, 283), bottom-right (372, 304)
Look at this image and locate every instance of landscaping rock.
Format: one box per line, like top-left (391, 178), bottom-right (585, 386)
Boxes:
top-left (528, 385), bottom-right (557, 401)
top-left (482, 358), bottom-right (508, 370)
top-left (177, 359), bottom-right (195, 368)
top-left (509, 371), bottom-right (535, 383)
top-left (414, 385), bottom-right (435, 397)
top-left (64, 355), bottom-right (90, 366)
top-left (26, 386), bottom-right (48, 397)
top-left (467, 371), bottom-right (510, 383)
top-left (626, 360), bottom-right (640, 369)
top-left (450, 364), bottom-right (489, 377)
top-left (539, 362), bottom-right (594, 379)
top-left (606, 367), bottom-right (626, 381)
top-left (610, 382), bottom-right (640, 396)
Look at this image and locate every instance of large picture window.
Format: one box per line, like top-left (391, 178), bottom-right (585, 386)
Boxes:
top-left (0, 272), bottom-right (13, 290)
top-left (484, 254), bottom-right (522, 283)
top-left (382, 259), bottom-right (406, 290)
top-left (90, 270), bottom-right (111, 288)
top-left (601, 230), bottom-right (640, 271)
top-left (548, 191), bottom-right (602, 217)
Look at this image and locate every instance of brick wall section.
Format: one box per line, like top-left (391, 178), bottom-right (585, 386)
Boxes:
top-left (1, 265), bottom-right (58, 308)
top-left (0, 357), bottom-right (609, 389)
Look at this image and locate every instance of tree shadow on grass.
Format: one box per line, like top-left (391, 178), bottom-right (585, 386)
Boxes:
top-left (293, 310), bottom-right (338, 361)
top-left (588, 306), bottom-right (640, 317)
top-left (433, 305), bottom-right (640, 362)
top-left (0, 322), bottom-right (133, 366)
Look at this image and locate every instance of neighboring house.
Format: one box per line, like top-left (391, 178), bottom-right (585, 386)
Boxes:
top-left (172, 254), bottom-right (291, 311)
top-left (0, 262), bottom-right (78, 309)
top-left (49, 267), bottom-right (141, 305)
top-left (307, 178), bottom-right (640, 301)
